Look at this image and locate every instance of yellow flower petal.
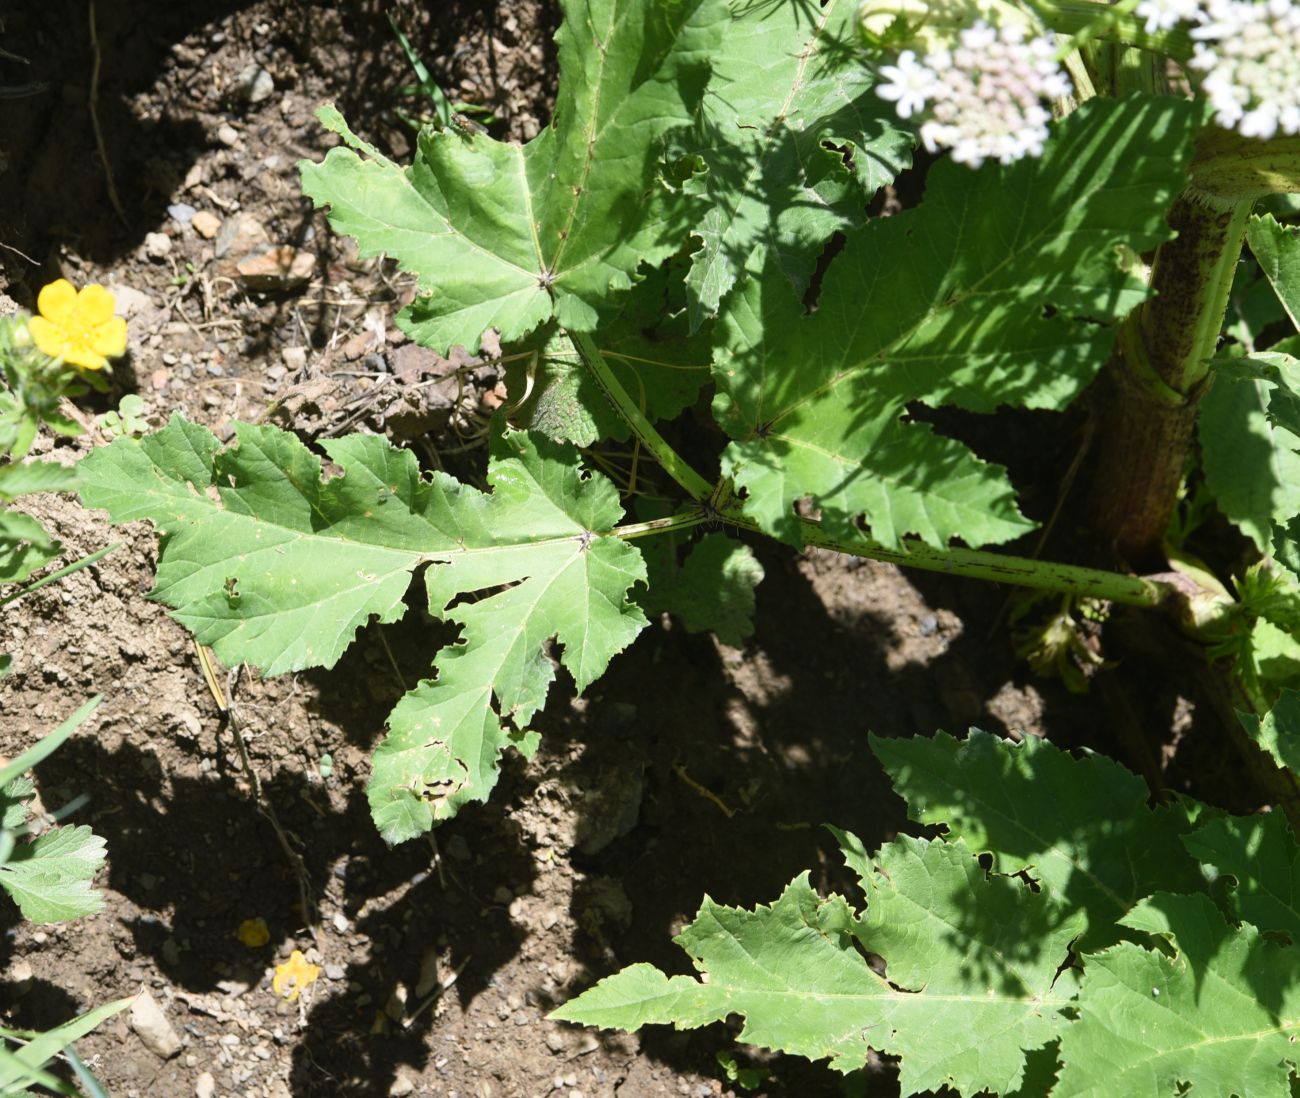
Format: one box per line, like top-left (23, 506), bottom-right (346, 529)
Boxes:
top-left (237, 917), bottom-right (271, 948)
top-left (62, 345), bottom-right (108, 371)
top-left (76, 284), bottom-right (117, 327)
top-left (27, 315), bottom-right (68, 360)
top-left (272, 949), bottom-right (320, 1002)
top-left (37, 279), bottom-right (77, 324)
top-left (90, 316), bottom-right (127, 358)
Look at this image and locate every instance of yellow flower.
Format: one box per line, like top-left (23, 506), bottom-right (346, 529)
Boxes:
top-left (28, 279), bottom-right (128, 371)
top-left (237, 917), bottom-right (270, 948)
top-left (272, 949), bottom-right (320, 1002)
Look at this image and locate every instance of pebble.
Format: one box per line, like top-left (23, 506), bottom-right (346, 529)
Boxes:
top-left (144, 232), bottom-right (172, 260)
top-left (130, 989), bottom-right (182, 1059)
top-left (111, 284), bottom-right (154, 319)
top-left (492, 885), bottom-right (513, 905)
top-left (168, 203), bottom-right (195, 225)
top-left (324, 963), bottom-right (346, 981)
top-left (281, 346), bottom-right (307, 372)
top-left (195, 1072), bottom-right (215, 1098)
top-left (235, 246), bottom-right (317, 289)
top-left (235, 62), bottom-right (276, 105)
top-left (191, 210), bottom-right (222, 239)
top-left (216, 123), bottom-right (240, 147)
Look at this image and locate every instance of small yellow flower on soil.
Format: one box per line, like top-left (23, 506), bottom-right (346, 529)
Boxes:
top-left (272, 950), bottom-right (320, 1002)
top-left (28, 279), bottom-right (127, 370)
top-left (237, 917), bottom-right (270, 948)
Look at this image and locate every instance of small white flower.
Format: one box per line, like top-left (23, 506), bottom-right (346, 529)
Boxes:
top-left (1190, 0), bottom-right (1300, 139)
top-left (876, 50), bottom-right (937, 118)
top-left (877, 21), bottom-right (1072, 168)
top-left (1134, 0), bottom-right (1202, 32)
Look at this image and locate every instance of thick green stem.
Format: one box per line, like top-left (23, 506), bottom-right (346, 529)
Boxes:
top-left (577, 331), bottom-right (1176, 610)
top-left (613, 512), bottom-right (710, 541)
top-left (1084, 188), bottom-right (1252, 566)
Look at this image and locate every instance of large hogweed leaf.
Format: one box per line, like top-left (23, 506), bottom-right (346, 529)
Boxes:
top-left (1247, 212), bottom-right (1300, 330)
top-left (871, 729), bottom-right (1209, 948)
top-left (1201, 355), bottom-right (1300, 552)
top-left (1055, 893), bottom-right (1300, 1097)
top-left (680, 0), bottom-right (912, 329)
top-left (299, 0), bottom-right (727, 355)
top-left (713, 95), bottom-right (1204, 548)
top-left (555, 833), bottom-right (1082, 1096)
top-left (77, 418), bottom-right (647, 842)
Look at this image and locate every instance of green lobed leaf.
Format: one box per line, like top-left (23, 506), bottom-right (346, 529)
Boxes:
top-left (79, 416), bottom-right (648, 840)
top-left (713, 94), bottom-right (1204, 549)
top-left (0, 460), bottom-right (77, 503)
top-left (870, 729), bottom-right (1208, 948)
top-left (508, 302), bottom-right (710, 447)
top-left (555, 836), bottom-right (1080, 1095)
top-left (680, 0), bottom-right (911, 330)
top-left (0, 510), bottom-right (61, 586)
top-left (1200, 361), bottom-right (1300, 552)
top-left (2, 778), bottom-right (33, 833)
top-left (1211, 351), bottom-right (1300, 443)
top-left (1237, 688), bottom-right (1300, 775)
top-left (644, 530), bottom-right (765, 646)
top-left (0, 825), bottom-right (106, 923)
top-left (1247, 212), bottom-right (1300, 331)
top-left (1056, 892), bottom-right (1300, 1097)
top-left (299, 0), bottom-right (728, 355)
top-left (1184, 812), bottom-right (1300, 941)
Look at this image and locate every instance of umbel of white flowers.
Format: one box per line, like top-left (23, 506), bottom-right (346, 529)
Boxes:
top-left (1187, 0), bottom-right (1300, 139)
top-left (872, 0), bottom-right (1300, 164)
top-left (876, 21), bottom-right (1071, 168)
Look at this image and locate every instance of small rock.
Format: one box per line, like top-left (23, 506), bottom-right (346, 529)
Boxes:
top-left (388, 1068), bottom-right (417, 1097)
top-left (191, 210), bottom-right (222, 239)
top-left (280, 346), bottom-right (307, 372)
top-left (168, 202), bottom-right (195, 225)
top-left (162, 938), bottom-right (181, 966)
top-left (216, 123), bottom-right (240, 147)
top-left (234, 63), bottom-right (276, 105)
top-left (150, 368), bottom-right (170, 391)
top-left (324, 963), bottom-right (346, 981)
top-left (195, 1071), bottom-right (216, 1098)
top-left (111, 284), bottom-right (154, 319)
top-left (143, 232), bottom-right (172, 260)
top-left (9, 960), bottom-right (33, 989)
top-left (235, 246), bottom-right (317, 290)
top-left (492, 885), bottom-right (513, 905)
top-left (545, 1030), bottom-right (566, 1053)
top-left (130, 989), bottom-right (182, 1059)
top-left (214, 213), bottom-right (269, 262)
top-left (332, 911), bottom-right (349, 934)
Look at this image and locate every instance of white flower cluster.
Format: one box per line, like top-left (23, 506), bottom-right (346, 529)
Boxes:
top-left (1134, 0), bottom-right (1202, 32)
top-left (876, 21), bottom-right (1072, 168)
top-left (1189, 0), bottom-right (1300, 139)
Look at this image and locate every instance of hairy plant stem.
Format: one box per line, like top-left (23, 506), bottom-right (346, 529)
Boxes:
top-left (576, 332), bottom-right (1177, 610)
top-left (1085, 188), bottom-right (1252, 567)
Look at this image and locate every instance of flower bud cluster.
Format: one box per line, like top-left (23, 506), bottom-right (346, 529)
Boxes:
top-left (875, 21), bottom-right (1072, 167)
